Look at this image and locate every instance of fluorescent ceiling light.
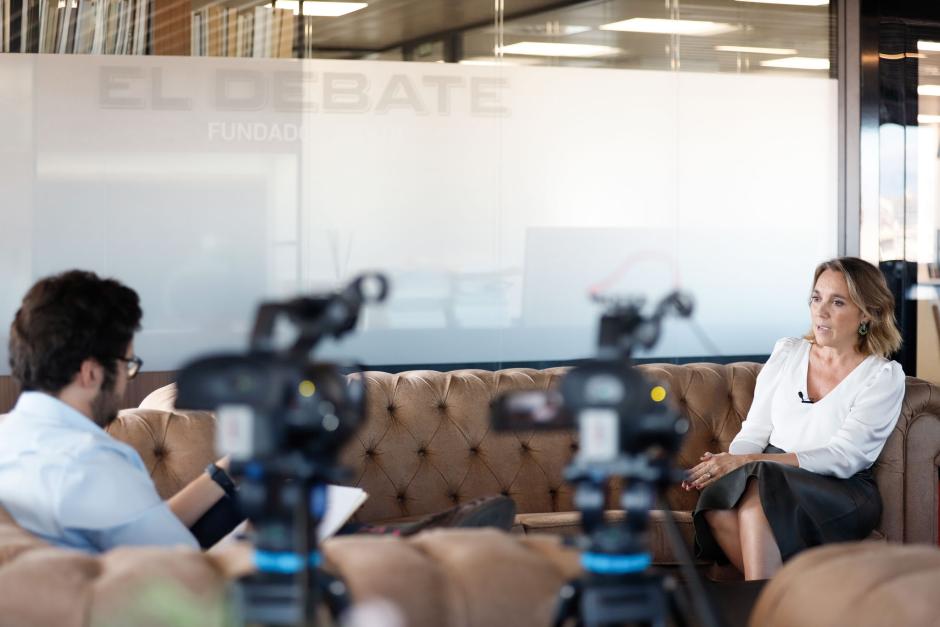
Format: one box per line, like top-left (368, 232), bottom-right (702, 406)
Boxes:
top-left (499, 24), bottom-right (592, 36)
top-left (272, 1), bottom-right (367, 16)
top-left (600, 18), bottom-right (737, 36)
top-left (919, 85), bottom-right (940, 96)
top-left (734, 0), bottom-right (828, 5)
top-left (918, 40), bottom-right (940, 52)
top-left (760, 56), bottom-right (830, 70)
top-left (715, 45), bottom-right (797, 55)
top-left (459, 57), bottom-right (541, 66)
top-left (498, 42), bottom-right (622, 57)
top-left (918, 114), bottom-right (940, 124)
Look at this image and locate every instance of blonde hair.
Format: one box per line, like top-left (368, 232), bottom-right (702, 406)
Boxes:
top-left (802, 257), bottom-right (902, 358)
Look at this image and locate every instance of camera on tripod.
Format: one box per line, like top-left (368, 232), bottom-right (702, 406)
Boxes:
top-left (175, 273), bottom-right (389, 626)
top-left (492, 291), bottom-right (723, 627)
top-left (493, 291), bottom-right (693, 475)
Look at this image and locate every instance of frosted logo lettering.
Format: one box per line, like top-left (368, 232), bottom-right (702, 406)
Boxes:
top-left (99, 67), bottom-right (509, 116)
top-left (207, 122), bottom-right (305, 142)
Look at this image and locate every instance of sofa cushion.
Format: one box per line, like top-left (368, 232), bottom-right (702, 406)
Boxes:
top-left (0, 548), bottom-right (102, 627)
top-left (516, 509), bottom-right (703, 565)
top-left (90, 546), bottom-right (226, 626)
top-left (324, 529), bottom-right (580, 627)
top-left (750, 542), bottom-right (940, 627)
top-left (0, 505), bottom-right (226, 627)
top-left (0, 506), bottom-right (48, 568)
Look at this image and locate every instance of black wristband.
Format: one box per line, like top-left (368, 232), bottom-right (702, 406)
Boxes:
top-left (206, 463), bottom-right (238, 498)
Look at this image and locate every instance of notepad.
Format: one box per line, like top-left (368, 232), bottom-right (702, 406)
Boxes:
top-left (318, 485), bottom-right (369, 542)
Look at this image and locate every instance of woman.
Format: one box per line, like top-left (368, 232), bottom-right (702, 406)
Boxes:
top-left (684, 257), bottom-right (905, 580)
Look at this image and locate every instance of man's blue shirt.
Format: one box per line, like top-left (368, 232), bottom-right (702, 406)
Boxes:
top-left (0, 392), bottom-right (198, 553)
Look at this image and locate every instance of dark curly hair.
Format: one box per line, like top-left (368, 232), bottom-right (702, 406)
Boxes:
top-left (9, 270), bottom-right (142, 393)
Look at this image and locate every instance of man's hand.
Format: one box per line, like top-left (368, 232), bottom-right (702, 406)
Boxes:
top-left (682, 451), bottom-right (750, 491)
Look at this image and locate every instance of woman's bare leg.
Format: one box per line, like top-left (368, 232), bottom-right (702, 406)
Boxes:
top-left (737, 480), bottom-right (783, 580)
top-left (703, 509), bottom-right (745, 573)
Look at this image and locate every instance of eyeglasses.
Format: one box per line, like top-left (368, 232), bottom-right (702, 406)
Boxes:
top-left (114, 355), bottom-right (144, 380)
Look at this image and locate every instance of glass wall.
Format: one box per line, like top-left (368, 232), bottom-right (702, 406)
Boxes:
top-left (0, 0), bottom-right (838, 376)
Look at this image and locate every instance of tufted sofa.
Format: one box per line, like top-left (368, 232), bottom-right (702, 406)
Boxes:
top-left (0, 362), bottom-right (938, 627)
top-left (130, 363), bottom-right (940, 560)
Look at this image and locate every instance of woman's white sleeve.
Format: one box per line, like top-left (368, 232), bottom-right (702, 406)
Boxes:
top-left (796, 362), bottom-right (905, 479)
top-left (728, 338), bottom-right (795, 455)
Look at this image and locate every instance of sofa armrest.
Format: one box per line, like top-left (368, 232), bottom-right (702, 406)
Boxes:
top-left (874, 377), bottom-right (940, 544)
top-left (108, 408), bottom-right (218, 500)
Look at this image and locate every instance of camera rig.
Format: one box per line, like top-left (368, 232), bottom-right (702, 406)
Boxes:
top-left (176, 274), bottom-right (389, 626)
top-left (493, 291), bottom-right (724, 627)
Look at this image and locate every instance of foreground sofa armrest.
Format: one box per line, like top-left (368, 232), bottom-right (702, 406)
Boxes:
top-left (749, 542), bottom-right (940, 627)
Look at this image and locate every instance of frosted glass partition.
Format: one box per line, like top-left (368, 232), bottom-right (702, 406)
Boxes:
top-left (0, 55), bottom-right (837, 373)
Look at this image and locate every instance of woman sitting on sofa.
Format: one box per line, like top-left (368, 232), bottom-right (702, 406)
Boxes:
top-left (683, 256), bottom-right (905, 580)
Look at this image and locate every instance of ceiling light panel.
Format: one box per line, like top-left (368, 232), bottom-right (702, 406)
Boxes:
top-left (600, 18), bottom-right (737, 36)
top-left (760, 57), bottom-right (830, 70)
top-left (734, 0), bottom-right (829, 5)
top-left (715, 45), bottom-right (798, 55)
top-left (498, 42), bottom-right (622, 57)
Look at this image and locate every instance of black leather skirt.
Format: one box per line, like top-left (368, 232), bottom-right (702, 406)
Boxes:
top-left (692, 445), bottom-right (881, 563)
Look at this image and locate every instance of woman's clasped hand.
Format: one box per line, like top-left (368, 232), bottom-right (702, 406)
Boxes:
top-left (682, 451), bottom-right (750, 491)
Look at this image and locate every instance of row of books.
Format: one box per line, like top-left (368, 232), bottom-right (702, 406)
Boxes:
top-left (191, 6), bottom-right (293, 58)
top-left (0, 0), bottom-right (149, 53)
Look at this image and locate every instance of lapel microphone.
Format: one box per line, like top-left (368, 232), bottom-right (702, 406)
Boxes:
top-left (798, 391), bottom-right (815, 404)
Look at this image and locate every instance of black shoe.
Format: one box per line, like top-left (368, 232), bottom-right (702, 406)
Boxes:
top-left (400, 495), bottom-right (517, 537)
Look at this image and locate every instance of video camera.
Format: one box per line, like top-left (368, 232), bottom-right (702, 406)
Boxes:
top-left (493, 291), bottom-right (693, 471)
top-left (176, 273), bottom-right (389, 627)
top-left (492, 291), bottom-right (723, 627)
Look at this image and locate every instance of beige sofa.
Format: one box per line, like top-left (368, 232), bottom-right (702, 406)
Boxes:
top-left (134, 364), bottom-right (940, 554)
top-left (0, 362), bottom-right (936, 626)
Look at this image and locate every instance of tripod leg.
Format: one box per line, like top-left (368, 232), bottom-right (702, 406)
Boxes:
top-left (657, 502), bottom-right (725, 627)
top-left (553, 579), bottom-right (584, 627)
top-left (316, 570), bottom-right (352, 619)
top-left (662, 575), bottom-right (692, 627)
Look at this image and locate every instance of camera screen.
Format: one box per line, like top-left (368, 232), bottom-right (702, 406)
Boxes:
top-left (490, 390), bottom-right (573, 431)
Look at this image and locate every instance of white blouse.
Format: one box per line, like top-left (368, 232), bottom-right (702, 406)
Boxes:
top-left (729, 337), bottom-right (905, 479)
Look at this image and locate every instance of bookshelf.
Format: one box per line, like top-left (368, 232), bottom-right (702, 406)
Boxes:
top-left (0, 0), bottom-right (297, 57)
top-left (190, 2), bottom-right (294, 58)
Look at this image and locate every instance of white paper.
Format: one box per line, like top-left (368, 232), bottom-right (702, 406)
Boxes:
top-left (318, 485), bottom-right (369, 542)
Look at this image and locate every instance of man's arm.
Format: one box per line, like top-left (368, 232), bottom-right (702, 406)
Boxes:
top-left (167, 456), bottom-right (231, 528)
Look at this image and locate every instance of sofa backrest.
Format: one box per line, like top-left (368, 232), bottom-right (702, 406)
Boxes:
top-left (121, 363), bottom-right (940, 543)
top-left (338, 364), bottom-right (765, 521)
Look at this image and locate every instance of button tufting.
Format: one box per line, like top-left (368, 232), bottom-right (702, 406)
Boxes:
top-left (500, 489), bottom-right (509, 497)
top-left (417, 448), bottom-right (427, 456)
top-left (469, 447), bottom-right (479, 455)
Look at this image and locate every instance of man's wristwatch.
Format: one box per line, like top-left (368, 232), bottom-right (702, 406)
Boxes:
top-left (206, 463), bottom-right (238, 498)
